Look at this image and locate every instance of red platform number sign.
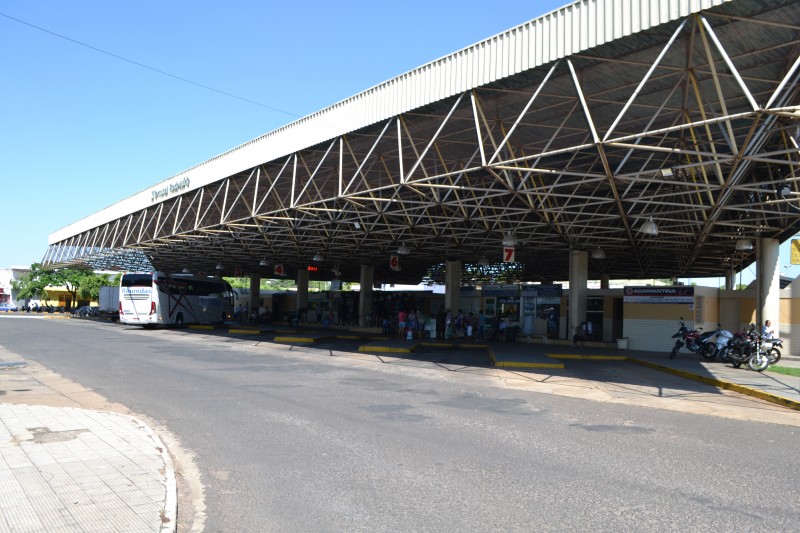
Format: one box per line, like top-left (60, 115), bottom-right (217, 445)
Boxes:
top-left (274, 264), bottom-right (285, 276)
top-left (503, 247), bottom-right (515, 263)
top-left (389, 255), bottom-right (400, 271)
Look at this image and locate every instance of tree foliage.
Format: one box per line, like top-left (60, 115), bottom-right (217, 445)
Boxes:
top-left (225, 277), bottom-right (297, 291)
top-left (11, 263), bottom-right (114, 306)
top-left (11, 263), bottom-right (50, 302)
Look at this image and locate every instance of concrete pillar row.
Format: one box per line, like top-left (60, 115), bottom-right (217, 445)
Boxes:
top-left (296, 268), bottom-right (309, 316)
top-left (444, 260), bottom-right (462, 316)
top-left (758, 237), bottom-right (780, 334)
top-left (569, 249), bottom-right (589, 340)
top-left (248, 274), bottom-right (260, 322)
top-left (725, 268), bottom-right (736, 291)
top-left (359, 265), bottom-right (374, 327)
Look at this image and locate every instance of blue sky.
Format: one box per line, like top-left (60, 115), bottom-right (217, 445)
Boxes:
top-left (0, 1), bottom-right (794, 284)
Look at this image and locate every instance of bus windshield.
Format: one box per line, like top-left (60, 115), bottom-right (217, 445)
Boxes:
top-left (120, 273), bottom-right (153, 288)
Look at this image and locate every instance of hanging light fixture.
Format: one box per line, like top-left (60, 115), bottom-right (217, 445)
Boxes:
top-left (736, 239), bottom-right (753, 251)
top-left (591, 248), bottom-right (606, 260)
top-left (182, 267), bottom-right (190, 274)
top-left (313, 252), bottom-right (324, 262)
top-left (259, 258), bottom-right (268, 267)
top-left (502, 233), bottom-right (517, 247)
top-left (478, 257), bottom-right (490, 266)
top-left (639, 217), bottom-right (659, 236)
top-left (396, 242), bottom-right (410, 255)
top-left (216, 263), bottom-right (224, 271)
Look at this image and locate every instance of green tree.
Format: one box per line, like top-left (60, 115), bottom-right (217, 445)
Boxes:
top-left (75, 271), bottom-right (112, 302)
top-left (225, 277), bottom-right (296, 291)
top-left (10, 263), bottom-right (50, 303)
top-left (11, 264), bottom-right (114, 308)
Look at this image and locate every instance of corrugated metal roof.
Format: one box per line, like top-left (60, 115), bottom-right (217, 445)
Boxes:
top-left (50, 0), bottom-right (730, 243)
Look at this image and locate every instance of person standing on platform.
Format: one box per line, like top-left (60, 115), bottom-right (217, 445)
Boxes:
top-left (397, 309), bottom-right (407, 340)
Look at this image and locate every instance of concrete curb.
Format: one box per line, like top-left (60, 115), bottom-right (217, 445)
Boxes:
top-left (627, 357), bottom-right (800, 412)
top-left (486, 351), bottom-right (800, 411)
top-left (131, 415), bottom-right (178, 533)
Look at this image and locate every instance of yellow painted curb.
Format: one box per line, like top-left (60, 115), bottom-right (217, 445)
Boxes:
top-left (419, 341), bottom-right (453, 348)
top-left (487, 348), bottom-right (564, 369)
top-left (190, 325), bottom-right (214, 330)
top-left (274, 336), bottom-right (318, 343)
top-left (229, 328), bottom-right (261, 334)
top-left (627, 358), bottom-right (800, 412)
top-left (494, 360), bottom-right (565, 369)
top-left (550, 354), bottom-right (627, 361)
top-left (358, 345), bottom-right (415, 353)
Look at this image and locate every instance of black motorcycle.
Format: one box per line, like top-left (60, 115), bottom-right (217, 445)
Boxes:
top-left (727, 326), bottom-right (770, 372)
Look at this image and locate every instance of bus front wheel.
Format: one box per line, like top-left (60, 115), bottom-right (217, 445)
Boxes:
top-left (175, 313), bottom-right (184, 328)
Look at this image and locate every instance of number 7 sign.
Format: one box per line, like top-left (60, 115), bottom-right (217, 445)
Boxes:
top-left (503, 247), bottom-right (515, 263)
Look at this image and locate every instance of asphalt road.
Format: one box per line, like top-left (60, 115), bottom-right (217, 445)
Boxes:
top-left (1, 316), bottom-right (798, 532)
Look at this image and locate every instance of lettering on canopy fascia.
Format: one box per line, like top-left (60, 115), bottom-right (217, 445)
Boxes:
top-left (151, 176), bottom-right (191, 202)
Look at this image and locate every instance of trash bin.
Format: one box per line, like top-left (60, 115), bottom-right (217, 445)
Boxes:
top-left (616, 338), bottom-right (629, 349)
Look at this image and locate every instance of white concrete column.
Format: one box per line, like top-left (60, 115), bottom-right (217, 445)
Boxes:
top-left (296, 268), bottom-right (309, 314)
top-left (444, 260), bottom-right (462, 315)
top-left (569, 249), bottom-right (589, 337)
top-left (359, 265), bottom-right (374, 327)
top-left (248, 274), bottom-right (260, 322)
top-left (758, 237), bottom-right (780, 333)
top-left (725, 268), bottom-right (736, 291)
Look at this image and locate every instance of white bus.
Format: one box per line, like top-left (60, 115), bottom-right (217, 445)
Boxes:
top-left (119, 271), bottom-right (235, 327)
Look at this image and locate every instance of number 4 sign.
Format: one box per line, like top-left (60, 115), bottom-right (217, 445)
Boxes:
top-left (503, 247), bottom-right (515, 263)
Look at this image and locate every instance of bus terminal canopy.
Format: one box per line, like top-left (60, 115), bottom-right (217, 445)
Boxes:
top-left (44, 0), bottom-right (800, 285)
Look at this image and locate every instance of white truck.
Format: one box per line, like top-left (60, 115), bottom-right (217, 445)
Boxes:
top-left (98, 286), bottom-right (120, 319)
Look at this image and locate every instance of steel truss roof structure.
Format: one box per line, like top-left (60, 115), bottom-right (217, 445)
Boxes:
top-left (44, 0), bottom-right (800, 285)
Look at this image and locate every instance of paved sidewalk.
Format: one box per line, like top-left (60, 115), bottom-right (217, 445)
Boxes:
top-left (0, 403), bottom-right (176, 532)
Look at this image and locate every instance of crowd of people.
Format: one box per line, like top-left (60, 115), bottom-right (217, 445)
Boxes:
top-left (388, 307), bottom-right (524, 342)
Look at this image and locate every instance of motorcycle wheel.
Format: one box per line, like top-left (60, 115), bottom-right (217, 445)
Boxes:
top-left (669, 346), bottom-right (679, 359)
top-left (767, 348), bottom-right (781, 365)
top-left (732, 360), bottom-right (742, 368)
top-left (748, 352), bottom-right (770, 372)
top-left (700, 343), bottom-right (716, 361)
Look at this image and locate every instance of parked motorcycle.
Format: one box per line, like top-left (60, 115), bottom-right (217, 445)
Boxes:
top-left (727, 325), bottom-right (770, 372)
top-left (669, 318), bottom-right (707, 359)
top-left (761, 338), bottom-right (783, 365)
top-left (700, 324), bottom-right (734, 362)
